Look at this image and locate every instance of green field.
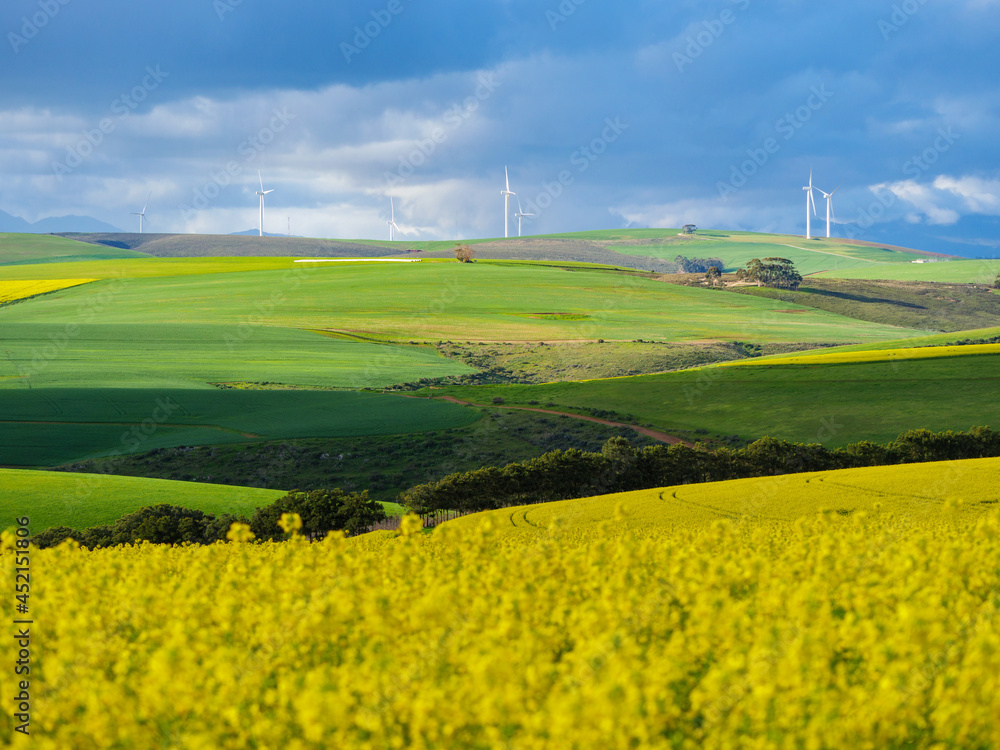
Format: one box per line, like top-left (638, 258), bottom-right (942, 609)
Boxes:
top-left (0, 322), bottom-right (473, 389)
top-left (0, 468), bottom-right (408, 532)
top-left (0, 261), bottom-right (926, 345)
top-left (0, 233), bottom-right (149, 265)
top-left (428, 349), bottom-right (1000, 447)
top-left (0, 469), bottom-right (286, 532)
top-left (0, 389), bottom-right (481, 466)
top-left (815, 258), bottom-right (1000, 283)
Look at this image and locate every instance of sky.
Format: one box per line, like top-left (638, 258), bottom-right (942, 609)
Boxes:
top-left (1, 0), bottom-right (998, 255)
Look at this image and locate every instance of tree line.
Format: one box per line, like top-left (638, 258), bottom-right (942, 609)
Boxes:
top-left (400, 426), bottom-right (1000, 514)
top-left (32, 488), bottom-right (386, 549)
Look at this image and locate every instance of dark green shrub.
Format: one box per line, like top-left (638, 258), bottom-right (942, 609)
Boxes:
top-left (250, 488), bottom-right (386, 540)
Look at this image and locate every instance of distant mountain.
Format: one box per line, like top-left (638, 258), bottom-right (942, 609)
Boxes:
top-left (0, 208), bottom-right (122, 234)
top-left (229, 229), bottom-right (298, 237)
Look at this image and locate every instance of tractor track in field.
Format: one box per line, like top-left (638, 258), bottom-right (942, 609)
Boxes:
top-left (430, 396), bottom-right (695, 447)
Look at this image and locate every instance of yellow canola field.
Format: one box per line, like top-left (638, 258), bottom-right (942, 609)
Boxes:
top-left (0, 279), bottom-right (95, 304)
top-left (716, 342), bottom-right (1000, 368)
top-left (3, 458), bottom-right (1000, 749)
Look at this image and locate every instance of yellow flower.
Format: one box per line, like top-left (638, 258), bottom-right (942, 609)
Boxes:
top-left (278, 512), bottom-right (303, 535)
top-left (398, 513), bottom-right (424, 538)
top-left (225, 522), bottom-right (256, 543)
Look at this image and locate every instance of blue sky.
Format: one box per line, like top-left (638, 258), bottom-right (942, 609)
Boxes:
top-left (1, 0), bottom-right (998, 255)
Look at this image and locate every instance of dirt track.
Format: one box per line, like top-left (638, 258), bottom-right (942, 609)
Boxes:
top-left (434, 396), bottom-right (694, 447)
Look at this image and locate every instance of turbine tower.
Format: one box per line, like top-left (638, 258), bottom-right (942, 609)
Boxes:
top-left (386, 197), bottom-right (400, 241)
top-left (131, 191), bottom-right (150, 234)
top-left (256, 171), bottom-right (274, 237)
top-left (816, 182), bottom-right (844, 239)
top-left (501, 166), bottom-right (516, 238)
top-left (514, 196), bottom-right (534, 238)
top-left (803, 166), bottom-right (818, 240)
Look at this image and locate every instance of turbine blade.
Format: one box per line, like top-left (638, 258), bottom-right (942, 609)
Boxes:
top-left (259, 170), bottom-right (264, 192)
top-left (142, 191), bottom-right (151, 214)
top-left (505, 165), bottom-right (510, 192)
top-left (830, 181), bottom-right (845, 196)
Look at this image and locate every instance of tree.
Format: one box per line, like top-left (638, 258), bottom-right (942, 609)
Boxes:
top-left (742, 257), bottom-right (802, 290)
top-left (682, 224), bottom-right (697, 234)
top-left (993, 273), bottom-right (1000, 289)
top-left (705, 266), bottom-right (722, 286)
top-left (454, 244), bottom-right (476, 263)
top-left (250, 488), bottom-right (386, 539)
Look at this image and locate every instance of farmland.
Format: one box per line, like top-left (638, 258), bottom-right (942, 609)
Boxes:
top-left (0, 278), bottom-right (96, 304)
top-left (0, 260), bottom-right (925, 343)
top-left (814, 257), bottom-right (1000, 283)
top-left (0, 322), bottom-right (474, 390)
top-left (4, 457), bottom-right (999, 747)
top-left (0, 469), bottom-right (406, 532)
top-left (0, 233), bottom-right (148, 265)
top-left (0, 469), bottom-right (285, 532)
top-left (429, 348), bottom-right (1000, 446)
top-left (0, 389), bottom-right (480, 466)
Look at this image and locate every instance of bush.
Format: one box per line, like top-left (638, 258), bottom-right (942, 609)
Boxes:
top-left (492, 397), bottom-right (505, 405)
top-left (250, 488), bottom-right (386, 540)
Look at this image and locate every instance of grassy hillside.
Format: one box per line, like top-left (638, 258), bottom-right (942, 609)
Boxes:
top-left (0, 233), bottom-right (148, 264)
top-left (0, 469), bottom-right (286, 532)
top-left (0, 389), bottom-right (480, 466)
top-left (0, 468), bottom-right (408, 532)
top-left (0, 261), bottom-right (925, 344)
top-left (601, 229), bottom-right (930, 274)
top-left (428, 348), bottom-right (1000, 446)
top-left (0, 322), bottom-right (473, 389)
top-left (815, 258), bottom-right (1000, 283)
top-left (729, 277), bottom-right (1000, 332)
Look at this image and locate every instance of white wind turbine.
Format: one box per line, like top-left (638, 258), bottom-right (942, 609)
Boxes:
top-left (803, 166), bottom-right (818, 240)
top-left (816, 182), bottom-right (844, 239)
top-left (386, 196), bottom-right (400, 241)
top-left (256, 170), bottom-right (274, 237)
top-left (514, 196), bottom-right (533, 238)
top-left (501, 166), bottom-right (516, 238)
top-left (131, 191), bottom-right (150, 234)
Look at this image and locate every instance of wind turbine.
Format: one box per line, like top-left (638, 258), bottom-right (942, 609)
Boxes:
top-left (514, 196), bottom-right (533, 238)
top-left (803, 166), bottom-right (818, 239)
top-left (386, 197), bottom-right (400, 241)
top-left (816, 182), bottom-right (844, 239)
top-left (256, 170), bottom-right (274, 237)
top-left (501, 166), bottom-right (516, 238)
top-left (131, 192), bottom-right (150, 234)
